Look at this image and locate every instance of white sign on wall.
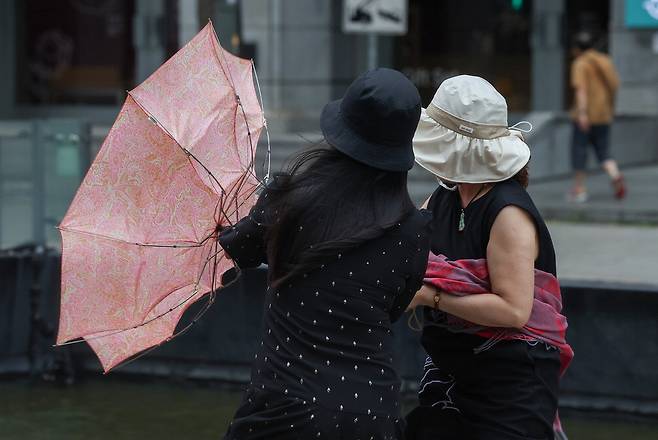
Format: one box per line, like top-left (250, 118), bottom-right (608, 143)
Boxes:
top-left (343, 0), bottom-right (408, 35)
top-left (645, 0), bottom-right (658, 20)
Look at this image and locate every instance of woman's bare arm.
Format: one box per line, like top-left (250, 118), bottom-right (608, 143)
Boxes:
top-left (407, 206), bottom-right (537, 329)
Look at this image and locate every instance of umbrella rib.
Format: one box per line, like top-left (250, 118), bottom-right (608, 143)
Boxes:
top-left (59, 180), bottom-right (261, 251)
top-left (207, 24), bottom-right (258, 195)
top-left (60, 27), bottom-right (271, 370)
top-left (59, 178), bottom-right (262, 251)
top-left (216, 170), bottom-right (254, 224)
top-left (58, 226), bottom-right (212, 248)
top-left (209, 24), bottom-right (262, 187)
top-left (58, 280), bottom-right (206, 347)
top-left (101, 283), bottom-right (218, 373)
top-left (126, 91), bottom-right (229, 197)
top-left (144, 240), bottom-right (231, 352)
top-left (215, 176), bottom-right (264, 228)
top-left (252, 59), bottom-right (271, 182)
top-left (210, 24), bottom-right (238, 101)
top-left (60, 282), bottom-right (205, 351)
top-left (59, 198), bottom-right (256, 360)
top-left (167, 25), bottom-right (266, 228)
top-left (61, 234), bottom-right (227, 343)
top-left (136, 242), bottom-right (222, 322)
top-left (58, 242), bottom-right (227, 349)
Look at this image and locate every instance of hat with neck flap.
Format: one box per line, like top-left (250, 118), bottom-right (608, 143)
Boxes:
top-left (413, 75), bottom-right (531, 184)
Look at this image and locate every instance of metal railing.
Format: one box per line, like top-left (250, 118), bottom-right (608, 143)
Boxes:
top-left (0, 119), bottom-right (95, 250)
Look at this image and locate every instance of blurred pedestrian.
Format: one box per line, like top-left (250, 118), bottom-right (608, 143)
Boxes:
top-left (218, 68), bottom-right (432, 439)
top-left (569, 31), bottom-right (625, 202)
top-left (405, 75), bottom-right (568, 440)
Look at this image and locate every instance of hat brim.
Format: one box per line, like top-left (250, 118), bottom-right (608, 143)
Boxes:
top-left (321, 99), bottom-right (415, 172)
top-left (413, 108), bottom-right (531, 184)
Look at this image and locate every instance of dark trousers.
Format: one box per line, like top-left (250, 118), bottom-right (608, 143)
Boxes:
top-left (571, 123), bottom-right (611, 171)
top-left (406, 329), bottom-right (561, 440)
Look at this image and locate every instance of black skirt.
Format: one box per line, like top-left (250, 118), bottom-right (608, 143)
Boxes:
top-left (224, 386), bottom-right (405, 440)
top-left (405, 328), bottom-right (561, 440)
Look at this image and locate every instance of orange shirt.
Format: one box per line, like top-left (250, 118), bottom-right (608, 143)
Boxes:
top-left (570, 49), bottom-right (620, 124)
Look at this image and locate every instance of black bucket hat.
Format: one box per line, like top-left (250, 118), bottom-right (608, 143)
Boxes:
top-left (320, 68), bottom-right (421, 172)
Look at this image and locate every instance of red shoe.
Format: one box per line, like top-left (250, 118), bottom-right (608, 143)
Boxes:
top-left (612, 175), bottom-right (627, 199)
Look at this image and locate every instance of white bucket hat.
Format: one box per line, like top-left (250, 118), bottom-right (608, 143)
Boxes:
top-left (413, 75), bottom-right (531, 184)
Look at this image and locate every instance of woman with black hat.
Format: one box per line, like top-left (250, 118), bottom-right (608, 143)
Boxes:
top-left (219, 68), bottom-right (432, 439)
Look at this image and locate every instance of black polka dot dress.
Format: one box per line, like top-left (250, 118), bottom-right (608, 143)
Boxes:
top-left (219, 197), bottom-right (432, 440)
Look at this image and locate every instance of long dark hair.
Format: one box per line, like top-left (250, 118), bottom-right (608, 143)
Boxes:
top-left (260, 143), bottom-right (415, 288)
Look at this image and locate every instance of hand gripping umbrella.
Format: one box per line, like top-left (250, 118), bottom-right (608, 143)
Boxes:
top-left (55, 23), bottom-right (268, 372)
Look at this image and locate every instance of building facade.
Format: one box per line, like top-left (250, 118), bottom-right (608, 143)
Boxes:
top-left (0, 0), bottom-right (657, 249)
top-left (1, 0), bottom-right (656, 125)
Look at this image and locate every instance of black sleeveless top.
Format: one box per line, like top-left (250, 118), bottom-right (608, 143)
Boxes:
top-left (423, 179), bottom-right (556, 331)
top-left (426, 179), bottom-right (556, 275)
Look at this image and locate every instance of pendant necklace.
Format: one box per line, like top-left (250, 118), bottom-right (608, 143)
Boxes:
top-left (458, 184), bottom-right (487, 232)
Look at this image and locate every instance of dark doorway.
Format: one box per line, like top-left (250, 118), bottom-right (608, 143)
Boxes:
top-left (16, 0), bottom-right (136, 106)
top-left (394, 0), bottom-right (533, 112)
top-left (566, 0), bottom-right (611, 50)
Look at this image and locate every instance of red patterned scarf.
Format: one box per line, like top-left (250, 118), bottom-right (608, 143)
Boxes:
top-left (424, 253), bottom-right (574, 376)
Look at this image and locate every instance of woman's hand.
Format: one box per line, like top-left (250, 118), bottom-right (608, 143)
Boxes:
top-left (406, 284), bottom-right (440, 312)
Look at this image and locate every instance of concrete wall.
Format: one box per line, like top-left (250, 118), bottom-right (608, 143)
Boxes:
top-left (133, 0), bottom-right (167, 84)
top-left (560, 280), bottom-right (658, 414)
top-left (531, 0), bottom-right (565, 111)
top-left (0, 120), bottom-right (90, 249)
top-left (611, 0), bottom-right (658, 116)
top-left (2, 253), bottom-right (658, 414)
top-left (240, 0), bottom-right (333, 132)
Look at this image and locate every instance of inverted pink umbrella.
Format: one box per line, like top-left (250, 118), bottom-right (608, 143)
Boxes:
top-left (55, 22), bottom-right (266, 372)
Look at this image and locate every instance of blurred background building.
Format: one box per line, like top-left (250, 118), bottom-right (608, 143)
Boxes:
top-left (1, 0), bottom-right (657, 249)
top-left (0, 0), bottom-right (656, 249)
top-left (1, 3), bottom-right (658, 436)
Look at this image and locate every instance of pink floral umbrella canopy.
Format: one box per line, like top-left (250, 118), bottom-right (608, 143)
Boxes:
top-left (56, 23), bottom-right (265, 372)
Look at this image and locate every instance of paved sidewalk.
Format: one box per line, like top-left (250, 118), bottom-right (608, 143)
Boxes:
top-left (529, 165), bottom-right (658, 224)
top-left (549, 221), bottom-right (658, 287)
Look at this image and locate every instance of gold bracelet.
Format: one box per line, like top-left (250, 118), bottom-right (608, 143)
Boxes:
top-left (433, 290), bottom-right (441, 310)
